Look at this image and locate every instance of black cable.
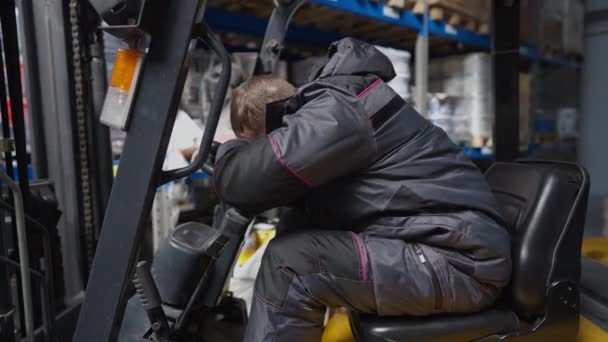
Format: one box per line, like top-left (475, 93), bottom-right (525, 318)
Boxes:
top-left (173, 264), bottom-right (213, 331)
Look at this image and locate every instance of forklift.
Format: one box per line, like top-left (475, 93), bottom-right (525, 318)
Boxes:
top-left (70, 0), bottom-right (601, 341)
top-left (1, 0), bottom-right (606, 341)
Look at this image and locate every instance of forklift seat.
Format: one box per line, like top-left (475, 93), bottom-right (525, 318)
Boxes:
top-left (350, 161), bottom-right (589, 341)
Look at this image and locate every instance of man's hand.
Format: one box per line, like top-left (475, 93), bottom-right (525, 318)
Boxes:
top-left (180, 146), bottom-right (197, 162)
top-left (179, 141), bottom-right (222, 165)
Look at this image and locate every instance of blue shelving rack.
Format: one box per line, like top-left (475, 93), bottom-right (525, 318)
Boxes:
top-left (205, 0), bottom-right (581, 68)
top-left (203, 1), bottom-right (581, 160)
top-left (308, 0), bottom-right (490, 47)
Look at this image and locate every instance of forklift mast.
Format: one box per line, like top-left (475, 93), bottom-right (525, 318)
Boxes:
top-left (75, 0), bottom-right (306, 341)
top-left (74, 1), bottom-right (206, 340)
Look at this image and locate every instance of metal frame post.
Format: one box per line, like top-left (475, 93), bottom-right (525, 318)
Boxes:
top-left (0, 171), bottom-right (34, 342)
top-left (21, 0), bottom-right (86, 299)
top-left (254, 0), bottom-right (307, 75)
top-left (74, 1), bottom-right (203, 340)
top-left (492, 0), bottom-right (520, 162)
top-left (16, 0), bottom-right (48, 179)
top-left (580, 0), bottom-right (608, 233)
top-left (1, 0), bottom-right (31, 203)
top-left (0, 13), bottom-right (15, 342)
top-left (87, 27), bottom-right (114, 232)
top-left (415, 0), bottom-right (429, 116)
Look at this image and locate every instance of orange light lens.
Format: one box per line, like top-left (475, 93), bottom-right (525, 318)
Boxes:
top-left (109, 48), bottom-right (142, 92)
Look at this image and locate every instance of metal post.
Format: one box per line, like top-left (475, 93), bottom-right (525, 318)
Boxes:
top-left (74, 1), bottom-right (203, 340)
top-left (88, 29), bottom-right (114, 229)
top-left (492, 0), bottom-right (520, 162)
top-left (0, 170), bottom-right (34, 342)
top-left (580, 0), bottom-right (608, 234)
top-left (0, 214), bottom-right (13, 342)
top-left (25, 0), bottom-right (87, 300)
top-left (0, 27), bottom-right (15, 342)
top-left (415, 0), bottom-right (429, 116)
top-left (16, 0), bottom-right (48, 179)
top-left (0, 46), bottom-right (14, 187)
top-left (1, 0), bottom-right (31, 202)
top-left (254, 0), bottom-right (307, 75)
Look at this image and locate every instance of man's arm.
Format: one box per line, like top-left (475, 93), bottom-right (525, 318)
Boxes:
top-left (213, 88), bottom-right (376, 215)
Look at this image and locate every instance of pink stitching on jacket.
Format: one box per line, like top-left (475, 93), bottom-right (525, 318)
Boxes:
top-left (267, 135), bottom-right (317, 188)
top-left (356, 78), bottom-right (382, 98)
top-left (351, 232), bottom-right (368, 281)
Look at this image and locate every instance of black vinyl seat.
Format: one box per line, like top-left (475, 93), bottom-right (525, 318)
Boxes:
top-left (350, 161), bottom-right (589, 341)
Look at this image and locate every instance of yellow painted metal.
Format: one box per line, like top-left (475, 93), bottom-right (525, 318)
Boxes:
top-left (321, 312), bottom-right (608, 342)
top-left (582, 237), bottom-right (608, 265)
top-left (322, 311), bottom-right (354, 342)
top-left (579, 316), bottom-right (608, 342)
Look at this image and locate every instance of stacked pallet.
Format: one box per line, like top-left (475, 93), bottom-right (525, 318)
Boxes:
top-left (428, 53), bottom-right (494, 148)
top-left (379, 0), bottom-right (491, 33)
top-left (207, 0), bottom-right (486, 54)
top-left (208, 0), bottom-right (421, 49)
top-left (541, 0), bottom-right (584, 56)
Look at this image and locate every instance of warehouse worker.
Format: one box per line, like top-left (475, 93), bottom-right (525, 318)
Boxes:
top-left (213, 37), bottom-right (511, 342)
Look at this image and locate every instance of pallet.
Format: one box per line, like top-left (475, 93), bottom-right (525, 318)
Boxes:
top-left (292, 3), bottom-right (419, 47)
top-left (469, 135), bottom-right (492, 149)
top-left (540, 46), bottom-right (584, 64)
top-left (381, 0), bottom-right (417, 9)
top-left (207, 0), bottom-right (484, 53)
top-left (411, 0), bottom-right (490, 34)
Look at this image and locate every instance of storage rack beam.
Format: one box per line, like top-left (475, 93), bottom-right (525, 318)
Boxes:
top-left (520, 45), bottom-right (581, 69)
top-left (309, 0), bottom-right (490, 48)
top-left (205, 8), bottom-right (345, 47)
top-left (206, 1), bottom-right (581, 69)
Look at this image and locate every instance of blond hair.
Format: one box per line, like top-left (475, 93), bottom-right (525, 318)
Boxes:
top-left (230, 76), bottom-right (296, 139)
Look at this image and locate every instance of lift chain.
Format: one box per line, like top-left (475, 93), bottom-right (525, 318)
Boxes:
top-left (69, 0), bottom-right (96, 269)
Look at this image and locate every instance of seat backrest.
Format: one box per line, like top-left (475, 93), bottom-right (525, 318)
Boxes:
top-left (485, 161), bottom-right (589, 318)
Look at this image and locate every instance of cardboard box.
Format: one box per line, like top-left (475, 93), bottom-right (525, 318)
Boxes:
top-left (424, 0), bottom-right (490, 22)
top-left (537, 0), bottom-right (584, 53)
top-left (520, 0), bottom-right (536, 44)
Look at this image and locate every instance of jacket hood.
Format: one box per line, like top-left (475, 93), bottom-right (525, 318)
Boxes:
top-left (312, 38), bottom-right (396, 82)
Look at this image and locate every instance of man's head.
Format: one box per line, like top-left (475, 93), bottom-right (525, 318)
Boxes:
top-left (230, 76), bottom-right (296, 140)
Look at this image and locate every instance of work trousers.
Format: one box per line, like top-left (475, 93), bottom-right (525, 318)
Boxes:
top-left (244, 229), bottom-right (499, 342)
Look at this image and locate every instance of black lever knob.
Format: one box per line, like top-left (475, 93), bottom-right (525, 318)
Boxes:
top-left (134, 261), bottom-right (171, 341)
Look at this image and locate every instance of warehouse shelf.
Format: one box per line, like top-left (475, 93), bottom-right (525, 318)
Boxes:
top-left (205, 8), bottom-right (345, 48)
top-left (202, 2), bottom-right (579, 163)
top-left (461, 146), bottom-right (494, 160)
top-left (205, 1), bottom-right (581, 69)
top-left (462, 142), bottom-right (543, 160)
top-left (205, 2), bottom-right (488, 49)
top-left (519, 45), bottom-right (582, 69)
top-left (307, 0), bottom-right (490, 48)
top-left (2, 164), bottom-right (34, 181)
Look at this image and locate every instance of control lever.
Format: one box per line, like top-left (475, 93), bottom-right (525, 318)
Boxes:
top-left (133, 261), bottom-right (171, 341)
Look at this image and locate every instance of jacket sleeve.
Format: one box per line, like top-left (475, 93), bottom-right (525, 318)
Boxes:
top-left (213, 88), bottom-right (376, 215)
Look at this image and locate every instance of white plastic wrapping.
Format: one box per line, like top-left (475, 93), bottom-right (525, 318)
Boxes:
top-left (375, 45), bottom-right (412, 100)
top-left (229, 223), bottom-right (276, 314)
top-left (429, 53), bottom-right (494, 146)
